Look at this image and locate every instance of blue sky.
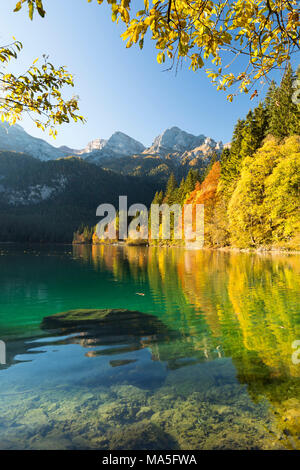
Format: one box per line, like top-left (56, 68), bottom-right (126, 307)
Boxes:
top-left (1, 0), bottom-right (291, 149)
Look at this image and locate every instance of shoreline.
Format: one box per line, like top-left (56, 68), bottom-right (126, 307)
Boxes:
top-left (1, 241), bottom-right (299, 255)
top-left (72, 241), bottom-right (300, 255)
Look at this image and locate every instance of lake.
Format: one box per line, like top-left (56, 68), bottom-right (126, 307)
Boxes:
top-left (0, 244), bottom-right (299, 450)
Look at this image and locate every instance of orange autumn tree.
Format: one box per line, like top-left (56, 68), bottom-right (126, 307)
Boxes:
top-left (185, 162), bottom-right (221, 246)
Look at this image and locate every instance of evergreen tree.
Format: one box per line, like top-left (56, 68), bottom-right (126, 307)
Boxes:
top-left (254, 102), bottom-right (268, 145)
top-left (152, 190), bottom-right (164, 205)
top-left (191, 169), bottom-right (201, 185)
top-left (240, 111), bottom-right (260, 159)
top-left (219, 119), bottom-right (245, 195)
top-left (184, 169), bottom-right (197, 196)
top-left (164, 172), bottom-right (178, 205)
top-left (229, 119), bottom-right (246, 160)
top-left (177, 177), bottom-right (186, 205)
top-left (265, 80), bottom-right (277, 133)
top-left (157, 190), bottom-right (164, 204)
top-left (220, 147), bottom-right (230, 165)
top-left (268, 64), bottom-right (300, 139)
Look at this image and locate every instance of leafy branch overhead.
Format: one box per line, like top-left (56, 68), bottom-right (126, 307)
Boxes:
top-left (14, 0), bottom-right (45, 20)
top-left (16, 0), bottom-right (300, 100)
top-left (0, 7), bottom-right (84, 136)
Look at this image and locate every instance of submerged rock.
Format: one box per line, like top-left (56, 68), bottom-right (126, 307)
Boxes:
top-left (41, 308), bottom-right (175, 338)
top-left (40, 309), bottom-right (177, 387)
top-left (40, 308), bottom-right (181, 371)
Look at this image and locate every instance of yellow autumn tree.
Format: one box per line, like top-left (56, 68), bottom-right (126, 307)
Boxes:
top-left (265, 137), bottom-right (300, 248)
top-left (228, 136), bottom-right (300, 248)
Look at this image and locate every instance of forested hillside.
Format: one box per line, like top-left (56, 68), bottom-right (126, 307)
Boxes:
top-left (2, 66), bottom-right (298, 248)
top-left (0, 153), bottom-right (160, 242)
top-left (152, 65), bottom-right (299, 250)
top-left (86, 65), bottom-right (300, 250)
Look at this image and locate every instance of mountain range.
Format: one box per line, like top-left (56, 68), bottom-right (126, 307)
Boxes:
top-left (0, 122), bottom-right (223, 165)
top-left (0, 122), bottom-right (224, 242)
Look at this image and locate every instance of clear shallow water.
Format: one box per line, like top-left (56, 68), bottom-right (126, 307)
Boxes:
top-left (0, 244), bottom-right (299, 450)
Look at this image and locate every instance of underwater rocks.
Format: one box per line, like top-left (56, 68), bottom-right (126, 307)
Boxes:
top-left (1, 311), bottom-right (296, 450)
top-left (0, 360), bottom-right (288, 450)
top-left (108, 421), bottom-right (177, 450)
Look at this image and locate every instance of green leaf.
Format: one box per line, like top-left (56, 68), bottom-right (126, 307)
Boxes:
top-left (29, 3), bottom-right (34, 20)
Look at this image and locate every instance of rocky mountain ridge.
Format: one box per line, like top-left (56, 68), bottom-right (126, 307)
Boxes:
top-left (0, 123), bottom-right (224, 165)
top-left (0, 122), bottom-right (68, 161)
top-left (86, 131), bottom-right (146, 163)
top-left (144, 126), bottom-right (223, 157)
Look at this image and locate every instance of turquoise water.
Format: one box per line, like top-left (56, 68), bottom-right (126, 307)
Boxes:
top-left (0, 244), bottom-right (299, 449)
